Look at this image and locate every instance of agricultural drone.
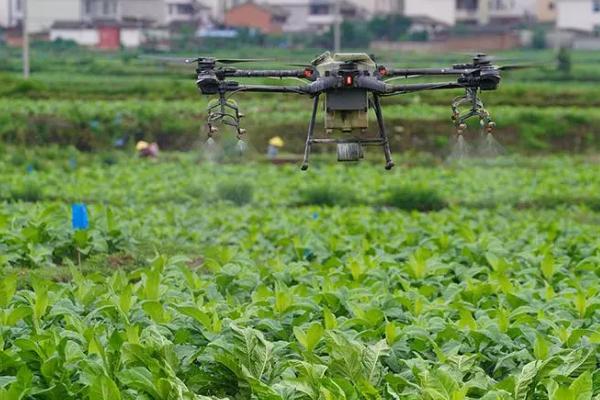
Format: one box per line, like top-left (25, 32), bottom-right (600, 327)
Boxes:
top-left (190, 52), bottom-right (525, 170)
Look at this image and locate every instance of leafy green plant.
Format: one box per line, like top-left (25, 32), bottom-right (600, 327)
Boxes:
top-left (217, 181), bottom-right (253, 205)
top-left (0, 152), bottom-right (598, 399)
top-left (299, 184), bottom-right (359, 206)
top-left (382, 185), bottom-right (447, 211)
top-left (8, 179), bottom-right (43, 202)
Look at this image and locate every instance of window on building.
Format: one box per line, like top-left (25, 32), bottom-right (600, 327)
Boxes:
top-left (103, 1), bottom-right (110, 14)
top-left (594, 0), bottom-right (600, 12)
top-left (457, 0), bottom-right (478, 11)
top-left (176, 4), bottom-right (194, 15)
top-left (84, 0), bottom-right (92, 14)
top-left (15, 0), bottom-right (22, 12)
top-left (309, 4), bottom-right (330, 15)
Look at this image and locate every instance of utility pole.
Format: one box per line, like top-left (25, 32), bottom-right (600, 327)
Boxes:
top-left (22, 0), bottom-right (30, 79)
top-left (333, 0), bottom-right (341, 52)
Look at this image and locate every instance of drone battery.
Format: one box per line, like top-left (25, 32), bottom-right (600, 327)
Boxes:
top-left (337, 143), bottom-right (363, 162)
top-left (325, 89), bottom-right (368, 131)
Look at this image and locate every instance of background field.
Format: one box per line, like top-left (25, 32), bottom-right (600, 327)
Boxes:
top-left (2, 48), bottom-right (600, 153)
top-left (0, 47), bottom-right (599, 400)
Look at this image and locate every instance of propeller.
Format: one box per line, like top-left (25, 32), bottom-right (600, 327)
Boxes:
top-left (185, 57), bottom-right (272, 65)
top-left (288, 63), bottom-right (314, 67)
top-left (138, 55), bottom-right (271, 65)
top-left (496, 63), bottom-right (538, 71)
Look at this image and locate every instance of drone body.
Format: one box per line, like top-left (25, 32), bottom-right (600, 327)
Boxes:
top-left (193, 51), bottom-right (517, 169)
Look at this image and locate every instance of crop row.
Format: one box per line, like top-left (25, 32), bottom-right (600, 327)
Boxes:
top-left (3, 72), bottom-right (600, 107)
top-left (1, 201), bottom-right (599, 398)
top-left (1, 99), bottom-right (599, 151)
top-left (1, 152), bottom-right (600, 272)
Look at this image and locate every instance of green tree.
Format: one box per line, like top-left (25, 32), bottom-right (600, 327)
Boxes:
top-left (368, 14), bottom-right (412, 41)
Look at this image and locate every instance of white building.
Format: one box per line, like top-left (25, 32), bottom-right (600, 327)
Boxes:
top-left (0, 0), bottom-right (211, 32)
top-left (258, 0), bottom-right (454, 32)
top-left (0, 0), bottom-right (22, 28)
top-left (490, 0), bottom-right (537, 19)
top-left (357, 0), bottom-right (455, 25)
top-left (457, 0), bottom-right (542, 25)
top-left (27, 0), bottom-right (84, 32)
top-left (50, 19), bottom-right (168, 47)
top-left (402, 0), bottom-right (455, 26)
top-left (50, 21), bottom-right (98, 45)
top-left (556, 0), bottom-right (600, 32)
top-left (82, 0), bottom-right (211, 25)
top-left (346, 0), bottom-right (402, 14)
top-left (249, 0), bottom-right (364, 33)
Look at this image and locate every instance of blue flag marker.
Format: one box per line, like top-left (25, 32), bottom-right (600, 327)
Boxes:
top-left (26, 164), bottom-right (34, 174)
top-left (72, 203), bottom-right (89, 230)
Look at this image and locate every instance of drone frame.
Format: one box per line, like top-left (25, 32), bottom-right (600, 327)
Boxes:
top-left (192, 53), bottom-right (506, 170)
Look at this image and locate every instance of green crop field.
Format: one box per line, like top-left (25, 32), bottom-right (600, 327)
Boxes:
top-left (0, 47), bottom-right (599, 399)
top-left (1, 150), bottom-right (599, 399)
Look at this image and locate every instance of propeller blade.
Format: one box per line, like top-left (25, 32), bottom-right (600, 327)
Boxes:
top-left (138, 55), bottom-right (190, 63)
top-left (497, 64), bottom-right (539, 71)
top-left (218, 58), bottom-right (273, 64)
top-left (185, 57), bottom-right (273, 64)
top-left (284, 62), bottom-right (318, 68)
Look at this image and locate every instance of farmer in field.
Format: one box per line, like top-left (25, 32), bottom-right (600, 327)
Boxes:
top-left (267, 136), bottom-right (284, 159)
top-left (136, 140), bottom-right (160, 158)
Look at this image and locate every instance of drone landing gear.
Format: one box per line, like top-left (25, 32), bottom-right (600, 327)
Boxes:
top-left (300, 94), bottom-right (395, 170)
top-left (206, 91), bottom-right (247, 152)
top-left (373, 94), bottom-right (395, 170)
top-left (451, 88), bottom-right (495, 135)
top-left (301, 95), bottom-right (320, 170)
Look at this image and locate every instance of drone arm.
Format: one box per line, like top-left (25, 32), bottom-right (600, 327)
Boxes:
top-left (234, 84), bottom-right (309, 94)
top-left (231, 76), bottom-right (338, 95)
top-left (229, 69), bottom-right (309, 79)
top-left (382, 81), bottom-right (466, 95)
top-left (384, 68), bottom-right (473, 77)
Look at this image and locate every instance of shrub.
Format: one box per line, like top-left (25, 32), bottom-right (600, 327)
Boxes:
top-left (383, 185), bottom-right (447, 211)
top-left (299, 184), bottom-right (358, 207)
top-left (9, 179), bottom-right (43, 202)
top-left (217, 181), bottom-right (253, 206)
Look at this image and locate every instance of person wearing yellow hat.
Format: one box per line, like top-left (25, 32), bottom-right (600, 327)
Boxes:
top-left (267, 136), bottom-right (284, 159)
top-left (136, 140), bottom-right (159, 158)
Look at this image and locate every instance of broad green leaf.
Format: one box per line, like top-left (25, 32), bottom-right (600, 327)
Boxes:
top-left (541, 252), bottom-right (555, 281)
top-left (89, 375), bottom-right (121, 400)
top-left (534, 334), bottom-right (549, 360)
top-left (0, 275), bottom-right (17, 307)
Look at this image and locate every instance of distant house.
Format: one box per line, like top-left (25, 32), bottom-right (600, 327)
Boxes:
top-left (50, 19), bottom-right (167, 49)
top-left (224, 2), bottom-right (289, 34)
top-left (407, 15), bottom-right (451, 38)
top-left (259, 0), bottom-right (450, 32)
top-left (260, 0), bottom-right (364, 33)
top-left (556, 0), bottom-right (600, 33)
top-left (26, 0), bottom-right (85, 33)
top-left (82, 0), bottom-right (212, 27)
top-left (402, 0), bottom-right (455, 26)
top-left (0, 0), bottom-right (213, 33)
top-left (536, 0), bottom-right (556, 22)
top-left (50, 21), bottom-right (99, 47)
top-left (0, 0), bottom-right (22, 28)
top-left (456, 0), bottom-right (553, 25)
